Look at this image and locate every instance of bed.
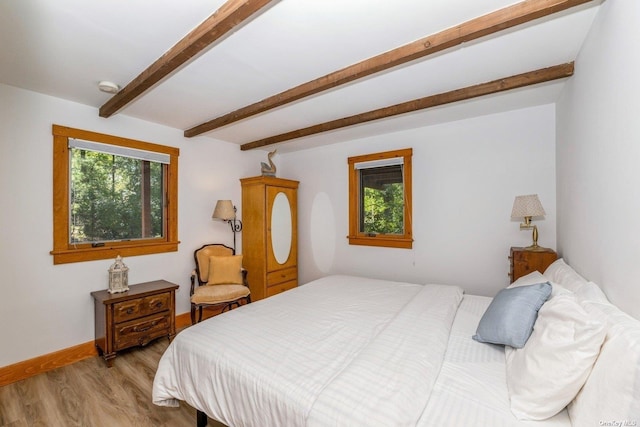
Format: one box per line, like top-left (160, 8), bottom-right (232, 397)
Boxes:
top-left (153, 265), bottom-right (640, 426)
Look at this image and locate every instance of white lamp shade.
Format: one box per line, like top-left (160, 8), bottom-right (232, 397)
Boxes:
top-left (212, 200), bottom-right (236, 220)
top-left (511, 194), bottom-right (545, 218)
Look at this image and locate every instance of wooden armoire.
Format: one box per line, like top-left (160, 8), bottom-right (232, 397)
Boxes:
top-left (240, 176), bottom-right (299, 301)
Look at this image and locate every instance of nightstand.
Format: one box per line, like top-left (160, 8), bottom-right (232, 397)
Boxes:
top-left (91, 280), bottom-right (178, 367)
top-left (508, 247), bottom-right (557, 283)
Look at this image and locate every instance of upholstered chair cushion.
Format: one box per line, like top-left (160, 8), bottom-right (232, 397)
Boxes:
top-left (206, 255), bottom-right (243, 285)
top-left (191, 283), bottom-right (250, 304)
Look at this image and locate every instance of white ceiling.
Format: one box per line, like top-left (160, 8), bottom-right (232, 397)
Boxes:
top-left (0, 0), bottom-right (601, 152)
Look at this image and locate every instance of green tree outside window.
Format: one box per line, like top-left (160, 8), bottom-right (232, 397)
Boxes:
top-left (70, 149), bottom-right (164, 243)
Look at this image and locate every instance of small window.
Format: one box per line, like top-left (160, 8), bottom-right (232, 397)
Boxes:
top-left (348, 148), bottom-right (413, 248)
top-left (51, 125), bottom-right (179, 264)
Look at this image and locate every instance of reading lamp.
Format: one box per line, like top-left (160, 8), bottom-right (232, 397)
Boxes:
top-left (212, 200), bottom-right (242, 252)
top-left (511, 194), bottom-right (546, 251)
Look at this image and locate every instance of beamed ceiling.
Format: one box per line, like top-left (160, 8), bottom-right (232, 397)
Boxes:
top-left (0, 0), bottom-right (601, 152)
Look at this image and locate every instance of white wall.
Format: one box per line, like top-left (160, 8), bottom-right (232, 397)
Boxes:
top-left (556, 0), bottom-right (640, 320)
top-left (0, 83), bottom-right (558, 367)
top-left (281, 104), bottom-right (557, 297)
top-left (0, 83), bottom-right (264, 367)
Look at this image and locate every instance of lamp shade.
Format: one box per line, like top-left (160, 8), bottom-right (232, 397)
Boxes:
top-left (511, 194), bottom-right (545, 218)
top-left (212, 200), bottom-right (236, 221)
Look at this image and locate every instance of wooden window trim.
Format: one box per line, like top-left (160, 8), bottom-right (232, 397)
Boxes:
top-left (348, 148), bottom-right (413, 249)
top-left (51, 125), bottom-right (180, 264)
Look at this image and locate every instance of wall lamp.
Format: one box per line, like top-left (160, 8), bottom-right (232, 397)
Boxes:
top-left (212, 200), bottom-right (242, 253)
top-left (511, 194), bottom-right (546, 251)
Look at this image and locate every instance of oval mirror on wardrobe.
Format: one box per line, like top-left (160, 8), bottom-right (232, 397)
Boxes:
top-left (271, 192), bottom-right (292, 265)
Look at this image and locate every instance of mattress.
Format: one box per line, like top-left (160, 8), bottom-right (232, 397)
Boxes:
top-left (153, 275), bottom-right (571, 426)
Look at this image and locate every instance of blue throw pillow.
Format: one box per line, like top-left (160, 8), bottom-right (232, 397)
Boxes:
top-left (473, 282), bottom-right (552, 348)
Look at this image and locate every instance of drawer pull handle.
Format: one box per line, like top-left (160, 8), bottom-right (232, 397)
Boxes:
top-left (126, 308), bottom-right (134, 315)
top-left (133, 321), bottom-right (157, 333)
top-left (154, 301), bottom-right (164, 308)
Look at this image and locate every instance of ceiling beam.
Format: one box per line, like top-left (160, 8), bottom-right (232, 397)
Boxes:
top-left (185, 0), bottom-right (594, 137)
top-left (240, 62), bottom-right (574, 151)
top-left (99, 0), bottom-right (276, 118)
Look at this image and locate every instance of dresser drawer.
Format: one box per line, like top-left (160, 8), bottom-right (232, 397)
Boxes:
top-left (266, 279), bottom-right (297, 297)
top-left (113, 292), bottom-right (171, 323)
top-left (267, 267), bottom-right (297, 287)
top-left (114, 312), bottom-right (171, 351)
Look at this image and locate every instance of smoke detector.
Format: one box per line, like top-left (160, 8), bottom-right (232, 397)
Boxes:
top-left (98, 81), bottom-right (120, 94)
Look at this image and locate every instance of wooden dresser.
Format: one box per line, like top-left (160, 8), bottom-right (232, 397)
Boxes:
top-left (508, 247), bottom-right (558, 283)
top-left (91, 280), bottom-right (178, 367)
top-left (241, 176), bottom-right (299, 301)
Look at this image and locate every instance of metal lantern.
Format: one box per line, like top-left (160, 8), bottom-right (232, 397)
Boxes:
top-left (108, 255), bottom-right (129, 294)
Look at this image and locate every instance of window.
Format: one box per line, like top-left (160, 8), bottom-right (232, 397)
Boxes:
top-left (51, 125), bottom-right (179, 264)
top-left (348, 148), bottom-right (412, 249)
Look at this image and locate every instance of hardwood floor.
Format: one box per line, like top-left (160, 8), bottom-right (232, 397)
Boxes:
top-left (0, 335), bottom-right (225, 427)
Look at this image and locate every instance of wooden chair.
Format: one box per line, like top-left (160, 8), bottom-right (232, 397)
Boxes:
top-left (190, 243), bottom-right (251, 324)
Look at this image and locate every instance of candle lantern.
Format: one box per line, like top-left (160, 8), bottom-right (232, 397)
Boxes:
top-left (108, 255), bottom-right (129, 293)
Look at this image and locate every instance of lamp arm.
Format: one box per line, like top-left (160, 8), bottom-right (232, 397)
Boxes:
top-left (226, 218), bottom-right (243, 253)
top-left (519, 216), bottom-right (533, 228)
top-left (229, 219), bottom-right (243, 232)
top-left (517, 216), bottom-right (542, 249)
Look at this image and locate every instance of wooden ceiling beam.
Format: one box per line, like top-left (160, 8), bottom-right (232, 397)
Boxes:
top-left (186, 0), bottom-right (594, 137)
top-left (99, 0), bottom-right (276, 118)
top-left (239, 62), bottom-right (574, 151)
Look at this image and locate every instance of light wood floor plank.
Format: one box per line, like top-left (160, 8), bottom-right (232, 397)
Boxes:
top-left (0, 383), bottom-right (23, 425)
top-left (0, 337), bottom-right (209, 427)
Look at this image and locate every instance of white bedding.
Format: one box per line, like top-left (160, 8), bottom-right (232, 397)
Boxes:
top-left (419, 295), bottom-right (570, 426)
top-left (153, 275), bottom-right (571, 427)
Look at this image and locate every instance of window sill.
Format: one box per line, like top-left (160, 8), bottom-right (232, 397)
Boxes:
top-left (50, 241), bottom-right (179, 264)
top-left (347, 236), bottom-right (413, 249)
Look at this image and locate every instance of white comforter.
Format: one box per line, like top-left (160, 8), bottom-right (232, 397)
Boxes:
top-left (153, 275), bottom-right (463, 426)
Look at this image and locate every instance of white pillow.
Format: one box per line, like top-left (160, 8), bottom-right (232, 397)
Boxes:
top-left (507, 270), bottom-right (571, 298)
top-left (505, 293), bottom-right (606, 420)
top-left (543, 258), bottom-right (588, 292)
top-left (507, 271), bottom-right (547, 288)
top-left (574, 281), bottom-right (609, 304)
top-left (568, 301), bottom-right (640, 425)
